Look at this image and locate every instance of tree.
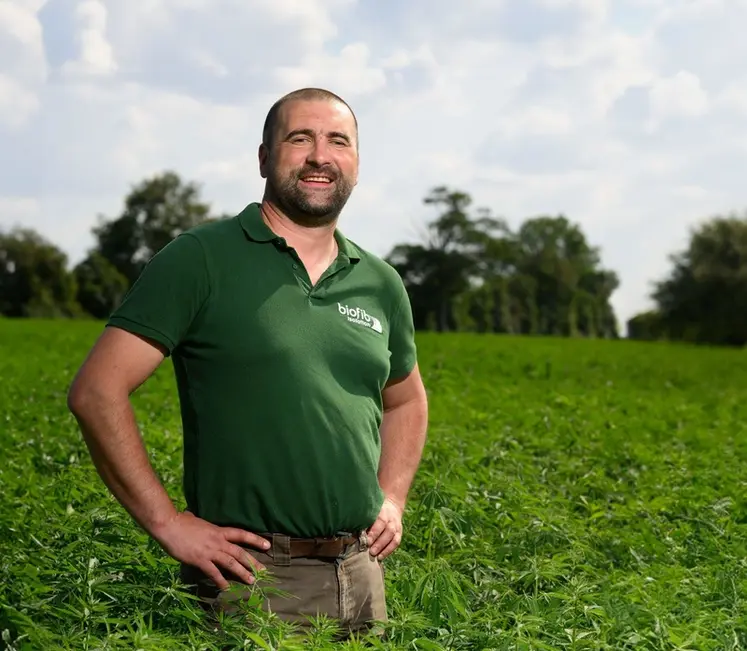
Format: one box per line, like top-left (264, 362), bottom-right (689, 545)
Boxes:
top-left (645, 213), bottom-right (747, 346)
top-left (514, 216), bottom-right (618, 338)
top-left (0, 227), bottom-right (82, 318)
top-left (91, 171), bottom-right (213, 285)
top-left (73, 252), bottom-right (129, 319)
top-left (387, 187), bottom-right (486, 331)
top-left (626, 310), bottom-right (665, 341)
top-left (387, 187), bottom-right (619, 338)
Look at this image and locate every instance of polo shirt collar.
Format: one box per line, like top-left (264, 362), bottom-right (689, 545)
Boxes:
top-left (238, 202), bottom-right (360, 263)
top-left (334, 229), bottom-right (361, 264)
top-left (238, 203), bottom-right (278, 243)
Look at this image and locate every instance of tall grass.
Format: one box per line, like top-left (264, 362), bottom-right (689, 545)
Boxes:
top-left (1, 319), bottom-right (746, 649)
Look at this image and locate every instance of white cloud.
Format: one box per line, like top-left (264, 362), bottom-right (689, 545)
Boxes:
top-left (648, 70), bottom-right (709, 124)
top-left (0, 0), bottom-right (46, 127)
top-left (541, 0), bottom-right (609, 24)
top-left (499, 106), bottom-right (574, 137)
top-left (0, 74), bottom-right (40, 129)
top-left (1, 0), bottom-right (747, 331)
top-left (190, 49), bottom-right (229, 78)
top-left (252, 0), bottom-right (353, 49)
top-left (274, 42), bottom-right (388, 97)
top-left (714, 81), bottom-right (747, 115)
top-left (0, 196), bottom-right (40, 225)
top-left (655, 0), bottom-right (735, 23)
top-left (0, 1), bottom-right (44, 51)
top-left (61, 0), bottom-right (116, 77)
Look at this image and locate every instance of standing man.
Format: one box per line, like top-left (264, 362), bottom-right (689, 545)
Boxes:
top-left (67, 88), bottom-right (429, 637)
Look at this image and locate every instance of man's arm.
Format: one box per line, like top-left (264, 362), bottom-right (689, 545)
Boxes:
top-left (68, 327), bottom-right (173, 532)
top-left (68, 326), bottom-right (270, 589)
top-left (366, 363), bottom-right (428, 560)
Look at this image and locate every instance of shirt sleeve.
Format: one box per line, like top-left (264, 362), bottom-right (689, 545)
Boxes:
top-left (387, 277), bottom-right (417, 381)
top-left (106, 233), bottom-right (211, 356)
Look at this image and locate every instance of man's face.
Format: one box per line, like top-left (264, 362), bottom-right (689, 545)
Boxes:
top-left (260, 99), bottom-right (359, 226)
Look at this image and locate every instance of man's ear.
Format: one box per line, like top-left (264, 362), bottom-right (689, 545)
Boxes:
top-left (258, 143), bottom-right (269, 179)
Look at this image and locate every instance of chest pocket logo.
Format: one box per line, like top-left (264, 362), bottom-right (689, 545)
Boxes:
top-left (338, 302), bottom-right (383, 333)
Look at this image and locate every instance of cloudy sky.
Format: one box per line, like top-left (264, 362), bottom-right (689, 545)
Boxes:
top-left (2, 0), bottom-right (746, 329)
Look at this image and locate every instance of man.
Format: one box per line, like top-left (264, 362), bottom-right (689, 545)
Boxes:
top-left (67, 87), bottom-right (429, 637)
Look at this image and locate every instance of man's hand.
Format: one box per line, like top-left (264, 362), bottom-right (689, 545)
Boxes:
top-left (366, 496), bottom-right (404, 560)
top-left (153, 512), bottom-right (272, 591)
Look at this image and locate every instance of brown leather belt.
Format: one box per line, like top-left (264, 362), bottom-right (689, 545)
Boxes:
top-left (259, 533), bottom-right (359, 559)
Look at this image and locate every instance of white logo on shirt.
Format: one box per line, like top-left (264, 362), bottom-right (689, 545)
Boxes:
top-left (338, 303), bottom-right (383, 333)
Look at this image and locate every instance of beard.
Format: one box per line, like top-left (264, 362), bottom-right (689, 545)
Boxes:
top-left (267, 164), bottom-right (355, 228)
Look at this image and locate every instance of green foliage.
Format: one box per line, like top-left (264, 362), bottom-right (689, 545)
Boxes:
top-left (72, 252), bottom-right (129, 320)
top-left (633, 212), bottom-right (747, 347)
top-left (91, 170), bottom-right (213, 285)
top-left (1, 171), bottom-right (222, 321)
top-left (387, 187), bottom-right (619, 338)
top-left (6, 170), bottom-right (747, 350)
top-left (0, 228), bottom-right (83, 318)
top-left (2, 319), bottom-right (747, 649)
top-left (387, 187), bottom-right (485, 332)
top-left (626, 310), bottom-right (666, 341)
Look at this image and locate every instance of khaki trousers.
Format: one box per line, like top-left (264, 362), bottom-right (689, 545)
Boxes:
top-left (180, 531), bottom-right (388, 637)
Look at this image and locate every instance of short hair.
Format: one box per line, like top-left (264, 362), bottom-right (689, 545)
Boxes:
top-left (261, 87), bottom-right (359, 148)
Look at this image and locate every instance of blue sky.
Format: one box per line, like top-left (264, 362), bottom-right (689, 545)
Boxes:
top-left (2, 0), bottom-right (747, 329)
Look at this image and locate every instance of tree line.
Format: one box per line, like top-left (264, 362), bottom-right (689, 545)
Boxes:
top-left (1, 171), bottom-right (745, 347)
top-left (0, 172), bottom-right (230, 321)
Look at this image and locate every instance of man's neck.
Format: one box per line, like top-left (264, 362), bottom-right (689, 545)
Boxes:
top-left (260, 199), bottom-right (338, 262)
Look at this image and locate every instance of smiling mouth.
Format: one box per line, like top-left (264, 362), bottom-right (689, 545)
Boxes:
top-left (300, 175), bottom-right (334, 185)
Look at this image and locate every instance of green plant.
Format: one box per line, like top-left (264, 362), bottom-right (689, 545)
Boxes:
top-left (1, 320), bottom-right (745, 649)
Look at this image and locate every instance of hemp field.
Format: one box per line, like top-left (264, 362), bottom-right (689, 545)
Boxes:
top-left (1, 318), bottom-right (746, 650)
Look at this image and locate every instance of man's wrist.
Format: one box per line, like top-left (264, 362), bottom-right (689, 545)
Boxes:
top-left (146, 505), bottom-right (181, 543)
top-left (383, 493), bottom-right (406, 514)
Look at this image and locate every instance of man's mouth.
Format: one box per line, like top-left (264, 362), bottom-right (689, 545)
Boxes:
top-left (299, 170), bottom-right (335, 188)
top-left (299, 173), bottom-right (335, 187)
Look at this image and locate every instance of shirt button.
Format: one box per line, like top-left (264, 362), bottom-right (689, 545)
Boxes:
top-left (292, 263), bottom-right (298, 269)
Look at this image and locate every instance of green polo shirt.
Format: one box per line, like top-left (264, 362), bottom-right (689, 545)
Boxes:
top-left (106, 203), bottom-right (417, 538)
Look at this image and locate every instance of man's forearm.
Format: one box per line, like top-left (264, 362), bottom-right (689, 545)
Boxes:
top-left (377, 397), bottom-right (428, 510)
top-left (69, 388), bottom-right (178, 538)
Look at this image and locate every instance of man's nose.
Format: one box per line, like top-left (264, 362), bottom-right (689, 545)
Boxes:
top-left (306, 139), bottom-right (333, 165)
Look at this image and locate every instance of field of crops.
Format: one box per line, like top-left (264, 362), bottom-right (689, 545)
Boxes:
top-left (1, 318), bottom-right (746, 650)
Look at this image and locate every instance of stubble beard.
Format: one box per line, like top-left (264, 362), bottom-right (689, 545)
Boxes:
top-left (268, 166), bottom-right (354, 228)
